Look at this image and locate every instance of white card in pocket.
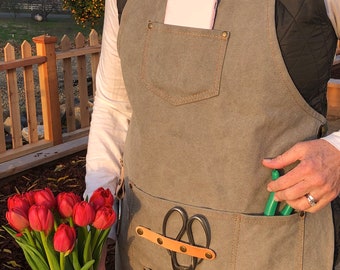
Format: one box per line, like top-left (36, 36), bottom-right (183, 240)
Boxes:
top-left (164, 0), bottom-right (219, 29)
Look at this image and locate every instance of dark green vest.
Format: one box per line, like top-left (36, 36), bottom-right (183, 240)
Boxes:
top-left (276, 0), bottom-right (338, 115)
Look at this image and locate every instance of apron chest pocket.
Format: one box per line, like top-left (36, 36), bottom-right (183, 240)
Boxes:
top-left (140, 21), bottom-right (230, 105)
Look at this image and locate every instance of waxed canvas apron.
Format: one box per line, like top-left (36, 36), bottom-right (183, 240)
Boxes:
top-left (116, 0), bottom-right (334, 269)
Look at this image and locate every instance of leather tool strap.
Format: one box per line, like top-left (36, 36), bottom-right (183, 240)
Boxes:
top-left (135, 226), bottom-right (216, 260)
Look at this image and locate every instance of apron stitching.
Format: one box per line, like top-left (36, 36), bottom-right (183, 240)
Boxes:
top-left (297, 215), bottom-right (305, 270)
top-left (230, 215), bottom-right (241, 270)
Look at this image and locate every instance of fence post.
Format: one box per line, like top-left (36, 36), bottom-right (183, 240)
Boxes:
top-left (32, 35), bottom-right (62, 145)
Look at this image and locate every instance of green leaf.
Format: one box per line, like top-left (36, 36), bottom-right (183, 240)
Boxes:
top-left (64, 255), bottom-right (74, 270)
top-left (90, 228), bottom-right (100, 253)
top-left (92, 229), bottom-right (111, 270)
top-left (96, 229), bottom-right (111, 249)
top-left (2, 226), bottom-right (22, 240)
top-left (76, 226), bottom-right (88, 265)
top-left (80, 260), bottom-right (95, 270)
top-left (40, 231), bottom-right (60, 270)
top-left (3, 226), bottom-right (51, 270)
top-left (29, 230), bottom-right (45, 257)
top-left (70, 247), bottom-right (81, 270)
top-left (83, 230), bottom-right (93, 264)
top-left (16, 241), bottom-right (50, 270)
top-left (21, 248), bottom-right (41, 270)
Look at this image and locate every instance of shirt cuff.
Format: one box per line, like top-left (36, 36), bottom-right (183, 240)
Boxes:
top-left (322, 130), bottom-right (340, 150)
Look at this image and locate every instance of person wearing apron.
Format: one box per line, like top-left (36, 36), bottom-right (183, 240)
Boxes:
top-left (85, 0), bottom-right (340, 269)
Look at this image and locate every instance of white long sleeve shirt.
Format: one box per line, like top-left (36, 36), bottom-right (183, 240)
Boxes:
top-left (85, 0), bottom-right (340, 200)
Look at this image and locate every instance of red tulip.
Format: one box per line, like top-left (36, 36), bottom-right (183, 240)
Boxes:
top-left (34, 188), bottom-right (56, 209)
top-left (6, 208), bottom-right (30, 232)
top-left (33, 188), bottom-right (56, 210)
top-left (89, 187), bottom-right (114, 211)
top-left (57, 192), bottom-right (81, 218)
top-left (24, 191), bottom-right (36, 206)
top-left (92, 206), bottom-right (116, 230)
top-left (73, 201), bottom-right (95, 227)
top-left (28, 205), bottom-right (54, 235)
top-left (53, 224), bottom-right (76, 254)
top-left (7, 194), bottom-right (30, 213)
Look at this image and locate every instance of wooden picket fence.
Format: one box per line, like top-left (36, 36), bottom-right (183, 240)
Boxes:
top-left (0, 30), bottom-right (101, 178)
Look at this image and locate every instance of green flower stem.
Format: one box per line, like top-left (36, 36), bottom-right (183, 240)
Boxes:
top-left (82, 228), bottom-right (93, 270)
top-left (24, 228), bottom-right (36, 248)
top-left (82, 226), bottom-right (89, 239)
top-left (40, 231), bottom-right (60, 270)
top-left (54, 220), bottom-right (58, 231)
top-left (91, 229), bottom-right (101, 251)
top-left (69, 217), bottom-right (74, 227)
top-left (60, 252), bottom-right (65, 270)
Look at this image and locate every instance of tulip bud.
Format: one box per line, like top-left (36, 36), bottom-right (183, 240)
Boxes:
top-left (73, 201), bottom-right (95, 227)
top-left (34, 188), bottom-right (56, 209)
top-left (92, 206), bottom-right (116, 230)
top-left (89, 187), bottom-right (114, 211)
top-left (28, 205), bottom-right (54, 235)
top-left (53, 224), bottom-right (76, 254)
top-left (7, 194), bottom-right (30, 213)
top-left (6, 208), bottom-right (30, 232)
top-left (57, 192), bottom-right (81, 218)
top-left (24, 191), bottom-right (36, 206)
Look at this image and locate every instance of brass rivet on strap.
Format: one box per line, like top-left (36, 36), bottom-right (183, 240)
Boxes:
top-left (157, 238), bottom-right (163, 245)
top-left (205, 252), bottom-right (213, 259)
top-left (222, 31), bottom-right (228, 38)
top-left (137, 228), bottom-right (144, 235)
top-left (148, 22), bottom-right (153, 29)
top-left (180, 246), bottom-right (187, 253)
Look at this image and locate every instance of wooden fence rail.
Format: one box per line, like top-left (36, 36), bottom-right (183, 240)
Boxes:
top-left (0, 30), bottom-right (100, 177)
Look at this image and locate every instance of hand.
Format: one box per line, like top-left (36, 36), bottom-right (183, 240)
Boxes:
top-left (96, 238), bottom-right (115, 270)
top-left (96, 240), bottom-right (108, 270)
top-left (262, 139), bottom-right (340, 213)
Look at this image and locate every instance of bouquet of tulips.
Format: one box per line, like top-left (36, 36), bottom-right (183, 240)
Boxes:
top-left (3, 187), bottom-right (116, 270)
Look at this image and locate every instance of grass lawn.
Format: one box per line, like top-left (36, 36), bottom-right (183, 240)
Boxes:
top-left (0, 14), bottom-right (102, 49)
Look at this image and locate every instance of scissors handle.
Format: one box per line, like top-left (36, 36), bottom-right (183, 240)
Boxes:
top-left (264, 169), bottom-right (280, 216)
top-left (186, 214), bottom-right (212, 265)
top-left (162, 206), bottom-right (188, 241)
top-left (186, 215), bottom-right (211, 247)
top-left (264, 169), bottom-right (295, 216)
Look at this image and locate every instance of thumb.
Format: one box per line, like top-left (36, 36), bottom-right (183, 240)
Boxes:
top-left (262, 144), bottom-right (302, 169)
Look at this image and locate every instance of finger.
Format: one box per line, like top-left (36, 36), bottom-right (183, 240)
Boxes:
top-left (305, 198), bottom-right (330, 213)
top-left (286, 191), bottom-right (335, 213)
top-left (267, 162), bottom-right (309, 192)
top-left (97, 241), bottom-right (108, 270)
top-left (284, 196), bottom-right (316, 212)
top-left (273, 173), bottom-right (333, 203)
top-left (273, 180), bottom-right (309, 201)
top-left (305, 190), bottom-right (339, 213)
top-left (262, 143), bottom-right (305, 169)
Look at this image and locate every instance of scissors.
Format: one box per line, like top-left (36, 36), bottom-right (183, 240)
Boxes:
top-left (264, 169), bottom-right (294, 216)
top-left (162, 206), bottom-right (212, 270)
